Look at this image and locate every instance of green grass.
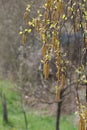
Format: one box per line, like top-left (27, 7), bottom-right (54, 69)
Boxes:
top-left (60, 116), bottom-right (77, 130)
top-left (0, 80), bottom-right (77, 130)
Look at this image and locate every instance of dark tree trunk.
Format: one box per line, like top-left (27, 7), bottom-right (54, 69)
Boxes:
top-left (56, 90), bottom-right (63, 130)
top-left (2, 94), bottom-right (8, 123)
top-left (22, 105), bottom-right (28, 130)
top-left (85, 49), bottom-right (87, 102)
top-left (21, 96), bottom-right (28, 130)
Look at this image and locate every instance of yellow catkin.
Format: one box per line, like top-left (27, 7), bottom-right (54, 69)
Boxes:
top-left (84, 110), bottom-right (87, 119)
top-left (81, 118), bottom-right (86, 130)
top-left (74, 19), bottom-right (78, 32)
top-left (85, 37), bottom-right (87, 49)
top-left (35, 18), bottom-right (40, 31)
top-left (52, 11), bottom-right (58, 22)
top-left (56, 67), bottom-right (60, 81)
top-left (78, 116), bottom-right (86, 130)
top-left (56, 86), bottom-right (60, 102)
top-left (61, 73), bottom-right (65, 89)
top-left (53, 30), bottom-right (57, 38)
top-left (40, 32), bottom-right (46, 42)
top-left (43, 61), bottom-right (50, 79)
top-left (22, 34), bottom-right (26, 44)
top-left (67, 7), bottom-right (72, 17)
top-left (46, 0), bottom-right (53, 10)
top-left (56, 46), bottom-right (60, 66)
top-left (52, 35), bottom-right (56, 50)
top-left (44, 11), bottom-right (49, 21)
top-left (78, 118), bottom-right (82, 130)
top-left (23, 11), bottom-right (28, 24)
top-left (57, 52), bottom-right (60, 65)
top-left (42, 44), bottom-right (47, 58)
top-left (56, 1), bottom-right (64, 16)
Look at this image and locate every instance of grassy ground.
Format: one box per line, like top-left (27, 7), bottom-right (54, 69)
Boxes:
top-left (0, 80), bottom-right (77, 130)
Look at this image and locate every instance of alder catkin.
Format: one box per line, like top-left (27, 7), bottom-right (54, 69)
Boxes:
top-left (56, 68), bottom-right (60, 81)
top-left (85, 37), bottom-right (87, 49)
top-left (78, 118), bottom-right (82, 130)
top-left (46, 0), bottom-right (52, 10)
top-left (24, 11), bottom-right (28, 24)
top-left (56, 86), bottom-right (60, 102)
top-left (52, 35), bottom-right (56, 50)
top-left (43, 61), bottom-right (50, 79)
top-left (56, 1), bottom-right (64, 16)
top-left (78, 116), bottom-right (86, 130)
top-left (56, 43), bottom-right (60, 61)
top-left (57, 53), bottom-right (60, 65)
top-left (44, 11), bottom-right (48, 21)
top-left (56, 43), bottom-right (61, 81)
top-left (74, 19), bottom-right (78, 32)
top-left (35, 18), bottom-right (40, 31)
top-left (22, 34), bottom-right (26, 44)
top-left (61, 73), bottom-right (65, 89)
top-left (42, 44), bottom-right (47, 58)
top-left (52, 11), bottom-right (57, 22)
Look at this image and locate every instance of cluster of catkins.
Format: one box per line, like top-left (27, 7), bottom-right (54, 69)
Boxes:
top-left (76, 97), bottom-right (87, 130)
top-left (35, 0), bottom-right (66, 102)
top-left (21, 0), bottom-right (87, 129)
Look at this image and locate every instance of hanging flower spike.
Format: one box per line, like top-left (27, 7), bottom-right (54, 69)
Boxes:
top-left (61, 73), bottom-right (65, 89)
top-left (56, 67), bottom-right (61, 81)
top-left (78, 115), bottom-right (86, 130)
top-left (85, 37), bottom-right (87, 49)
top-left (22, 33), bottom-right (26, 45)
top-left (43, 60), bottom-right (50, 79)
top-left (35, 18), bottom-right (40, 31)
top-left (56, 86), bottom-right (60, 102)
top-left (42, 44), bottom-right (47, 58)
top-left (56, 1), bottom-right (64, 17)
top-left (46, 0), bottom-right (53, 10)
top-left (23, 11), bottom-right (29, 24)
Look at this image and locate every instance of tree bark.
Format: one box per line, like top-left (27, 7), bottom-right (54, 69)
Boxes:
top-left (22, 104), bottom-right (28, 130)
top-left (2, 94), bottom-right (8, 123)
top-left (56, 90), bottom-right (63, 130)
